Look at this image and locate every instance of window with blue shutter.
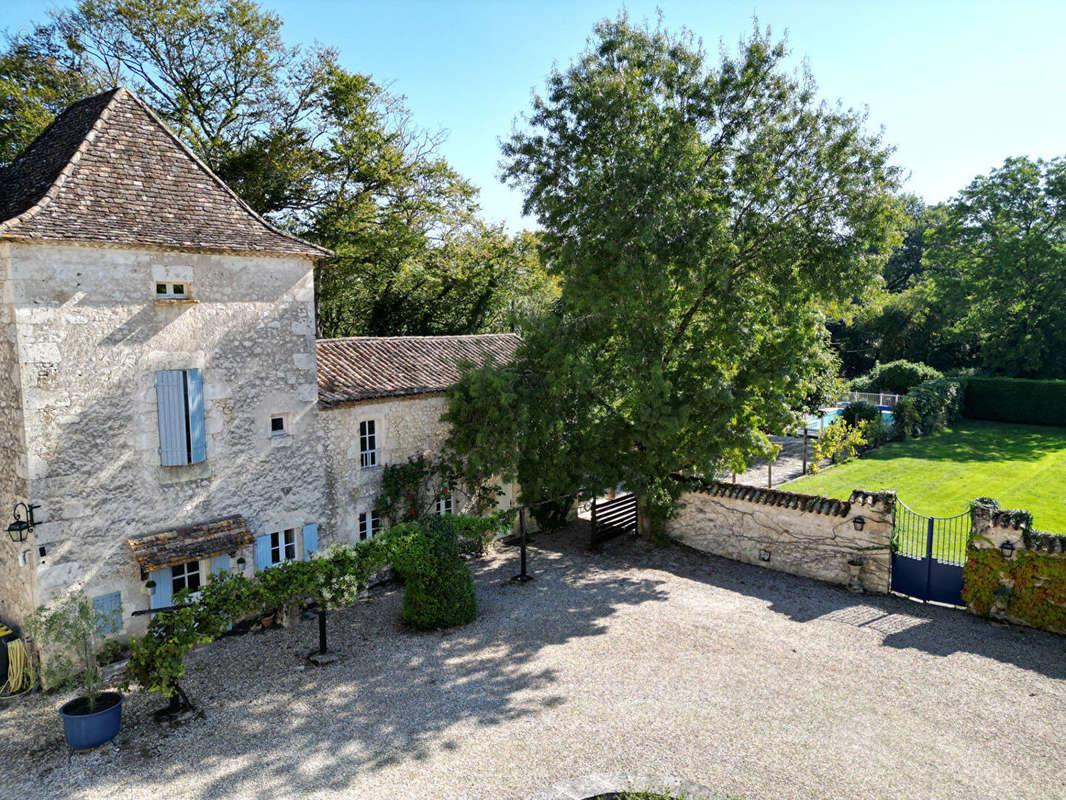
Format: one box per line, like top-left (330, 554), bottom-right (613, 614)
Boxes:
top-left (155, 368), bottom-right (207, 466)
top-left (302, 523), bottom-right (318, 561)
top-left (148, 568), bottom-right (172, 609)
top-left (93, 592), bottom-right (123, 634)
top-left (254, 535), bottom-right (271, 571)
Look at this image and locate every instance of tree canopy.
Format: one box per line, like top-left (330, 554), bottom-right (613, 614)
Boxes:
top-left (444, 17), bottom-right (903, 524)
top-left (0, 0), bottom-right (555, 337)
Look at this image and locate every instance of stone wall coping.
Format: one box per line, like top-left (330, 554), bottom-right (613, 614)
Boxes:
top-left (679, 478), bottom-right (860, 518)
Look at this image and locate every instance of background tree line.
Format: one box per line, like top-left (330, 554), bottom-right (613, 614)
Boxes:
top-left (0, 0), bottom-right (557, 337)
top-left (831, 156), bottom-right (1066, 379)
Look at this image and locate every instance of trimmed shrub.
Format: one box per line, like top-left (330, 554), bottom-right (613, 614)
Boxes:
top-left (390, 515), bottom-right (477, 631)
top-left (893, 377), bottom-right (964, 438)
top-left (848, 360), bottom-right (943, 395)
top-left (963, 377), bottom-right (1066, 426)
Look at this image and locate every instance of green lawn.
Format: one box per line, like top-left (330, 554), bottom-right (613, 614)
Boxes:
top-left (784, 420), bottom-right (1066, 532)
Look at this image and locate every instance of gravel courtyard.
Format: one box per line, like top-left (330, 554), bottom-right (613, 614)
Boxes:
top-left (3, 525), bottom-right (1065, 800)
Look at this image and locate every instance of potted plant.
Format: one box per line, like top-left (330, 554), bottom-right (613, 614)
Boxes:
top-left (25, 591), bottom-right (123, 750)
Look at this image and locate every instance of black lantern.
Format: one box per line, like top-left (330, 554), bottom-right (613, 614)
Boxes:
top-left (999, 540), bottom-right (1016, 559)
top-left (7, 503), bottom-right (39, 543)
top-left (852, 515), bottom-right (866, 531)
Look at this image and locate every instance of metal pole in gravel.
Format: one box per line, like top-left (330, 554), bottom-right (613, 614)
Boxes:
top-left (511, 506), bottom-right (534, 583)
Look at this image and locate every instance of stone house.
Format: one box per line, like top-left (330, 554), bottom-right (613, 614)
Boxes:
top-left (0, 88), bottom-right (517, 637)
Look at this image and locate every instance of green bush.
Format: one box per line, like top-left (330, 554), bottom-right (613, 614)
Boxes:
top-left (389, 515), bottom-right (477, 631)
top-left (848, 360), bottom-right (943, 395)
top-left (963, 377), bottom-right (1066, 426)
top-left (841, 400), bottom-right (888, 446)
top-left (893, 377), bottom-right (964, 438)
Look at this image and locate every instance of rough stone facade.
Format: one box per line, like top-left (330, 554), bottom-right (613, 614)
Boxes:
top-left (2, 241), bottom-right (328, 635)
top-left (0, 243), bottom-right (34, 626)
top-left (321, 393), bottom-right (514, 544)
top-left (665, 481), bottom-right (894, 593)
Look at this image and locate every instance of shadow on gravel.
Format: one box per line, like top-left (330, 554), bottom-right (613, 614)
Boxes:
top-left (540, 529), bottom-right (1066, 684)
top-left (18, 525), bottom-right (669, 799)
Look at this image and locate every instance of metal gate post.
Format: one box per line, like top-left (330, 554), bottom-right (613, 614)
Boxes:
top-left (511, 506), bottom-right (533, 583)
top-left (923, 516), bottom-right (935, 602)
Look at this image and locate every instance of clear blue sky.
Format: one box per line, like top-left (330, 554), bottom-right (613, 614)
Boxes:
top-left (7, 1), bottom-right (1066, 231)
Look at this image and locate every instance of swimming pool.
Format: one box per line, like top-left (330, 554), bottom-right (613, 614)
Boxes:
top-left (803, 406), bottom-right (894, 432)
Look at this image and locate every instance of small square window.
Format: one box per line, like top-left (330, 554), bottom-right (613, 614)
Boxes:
top-left (270, 530), bottom-right (297, 564)
top-left (437, 494), bottom-right (454, 515)
top-left (358, 511), bottom-right (382, 540)
top-left (155, 282), bottom-right (190, 300)
top-left (270, 415), bottom-right (287, 436)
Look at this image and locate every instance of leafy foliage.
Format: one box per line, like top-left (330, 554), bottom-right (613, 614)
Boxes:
top-left (847, 360), bottom-right (943, 395)
top-left (892, 377), bottom-right (965, 438)
top-left (841, 400), bottom-right (888, 446)
top-left (1, 0), bottom-right (556, 338)
top-left (446, 16), bottom-right (902, 528)
top-left (963, 377), bottom-right (1066, 427)
top-left (809, 420), bottom-right (869, 473)
top-left (387, 516), bottom-right (477, 631)
top-left (24, 591), bottom-right (115, 706)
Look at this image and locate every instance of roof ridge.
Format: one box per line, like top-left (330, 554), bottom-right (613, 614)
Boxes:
top-left (116, 88), bottom-right (331, 258)
top-left (318, 333), bottom-right (522, 344)
top-left (0, 87), bottom-right (122, 233)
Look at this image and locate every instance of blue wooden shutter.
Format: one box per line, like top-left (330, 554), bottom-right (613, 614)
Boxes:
top-left (211, 554), bottom-right (229, 575)
top-left (302, 523), bottom-right (318, 561)
top-left (186, 369), bottom-right (207, 464)
top-left (254, 535), bottom-right (271, 571)
top-left (156, 370), bottom-right (188, 466)
top-left (93, 592), bottom-right (123, 634)
top-left (149, 568), bottom-right (172, 609)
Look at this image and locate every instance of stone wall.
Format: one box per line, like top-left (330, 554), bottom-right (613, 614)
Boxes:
top-left (0, 244), bottom-right (34, 628)
top-left (665, 481), bottom-right (895, 593)
top-left (5, 242), bottom-right (329, 636)
top-left (321, 393), bottom-right (515, 545)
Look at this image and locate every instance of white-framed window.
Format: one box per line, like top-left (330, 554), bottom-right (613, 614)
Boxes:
top-left (358, 511), bottom-right (382, 541)
top-left (359, 420), bottom-right (378, 469)
top-left (171, 560), bottom-right (201, 595)
top-left (156, 281), bottom-right (190, 300)
top-left (270, 529), bottom-right (297, 564)
top-left (436, 494), bottom-right (453, 515)
top-left (270, 414), bottom-right (288, 437)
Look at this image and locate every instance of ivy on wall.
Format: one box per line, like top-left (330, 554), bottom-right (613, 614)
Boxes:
top-left (961, 545), bottom-right (1066, 633)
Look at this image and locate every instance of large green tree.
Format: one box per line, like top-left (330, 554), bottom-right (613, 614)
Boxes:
top-left (923, 156), bottom-right (1066, 378)
top-left (2, 0), bottom-right (555, 337)
top-left (444, 17), bottom-right (902, 526)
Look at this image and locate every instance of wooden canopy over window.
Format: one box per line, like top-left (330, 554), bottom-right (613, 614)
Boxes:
top-left (128, 515), bottom-right (253, 577)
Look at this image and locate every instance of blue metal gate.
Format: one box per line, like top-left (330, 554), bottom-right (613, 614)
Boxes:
top-left (891, 501), bottom-right (970, 606)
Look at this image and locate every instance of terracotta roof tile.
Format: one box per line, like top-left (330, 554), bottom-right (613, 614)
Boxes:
top-left (0, 87), bottom-right (330, 258)
top-left (317, 334), bottom-right (521, 406)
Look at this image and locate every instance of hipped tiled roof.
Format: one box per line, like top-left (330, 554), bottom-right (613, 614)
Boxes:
top-left (127, 515), bottom-right (253, 575)
top-left (0, 87), bottom-right (330, 258)
top-left (317, 334), bottom-right (521, 406)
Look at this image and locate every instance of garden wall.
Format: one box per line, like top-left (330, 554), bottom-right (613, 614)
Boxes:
top-left (962, 504), bottom-right (1066, 634)
top-left (666, 481), bottom-right (894, 593)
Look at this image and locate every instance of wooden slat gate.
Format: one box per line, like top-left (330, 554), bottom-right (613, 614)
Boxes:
top-left (590, 493), bottom-right (638, 550)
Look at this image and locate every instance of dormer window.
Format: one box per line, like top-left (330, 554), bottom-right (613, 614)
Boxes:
top-left (156, 282), bottom-right (189, 300)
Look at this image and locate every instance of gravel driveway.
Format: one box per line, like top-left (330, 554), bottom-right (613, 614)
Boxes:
top-left (3, 525), bottom-right (1064, 800)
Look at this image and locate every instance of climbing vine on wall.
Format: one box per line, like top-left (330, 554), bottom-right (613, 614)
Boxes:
top-left (961, 546), bottom-right (1066, 633)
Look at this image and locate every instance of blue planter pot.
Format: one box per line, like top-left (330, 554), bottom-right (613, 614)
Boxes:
top-left (59, 691), bottom-right (123, 750)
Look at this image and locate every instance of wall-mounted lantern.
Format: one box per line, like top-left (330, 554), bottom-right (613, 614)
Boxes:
top-left (7, 503), bottom-right (40, 543)
top-left (759, 549), bottom-right (771, 562)
top-left (999, 540), bottom-right (1016, 560)
top-left (852, 515), bottom-right (866, 532)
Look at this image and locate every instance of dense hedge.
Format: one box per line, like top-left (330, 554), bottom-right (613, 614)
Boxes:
top-left (892, 377), bottom-right (965, 438)
top-left (848, 360), bottom-right (943, 395)
top-left (963, 377), bottom-right (1066, 426)
top-left (390, 515), bottom-right (478, 630)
